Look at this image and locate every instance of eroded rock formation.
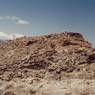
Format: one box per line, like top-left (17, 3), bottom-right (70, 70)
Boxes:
top-left (0, 32), bottom-right (95, 95)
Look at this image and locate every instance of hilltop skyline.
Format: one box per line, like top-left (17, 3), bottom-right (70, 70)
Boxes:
top-left (0, 0), bottom-right (95, 45)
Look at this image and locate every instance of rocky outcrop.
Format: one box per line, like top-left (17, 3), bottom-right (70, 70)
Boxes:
top-left (0, 32), bottom-right (94, 81)
top-left (0, 32), bottom-right (95, 95)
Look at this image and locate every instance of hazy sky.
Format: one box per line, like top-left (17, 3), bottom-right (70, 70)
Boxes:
top-left (0, 0), bottom-right (95, 45)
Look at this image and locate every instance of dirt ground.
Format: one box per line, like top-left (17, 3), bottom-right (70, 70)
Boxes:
top-left (0, 78), bottom-right (95, 95)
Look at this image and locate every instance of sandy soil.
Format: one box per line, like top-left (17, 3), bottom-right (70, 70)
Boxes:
top-left (0, 78), bottom-right (95, 95)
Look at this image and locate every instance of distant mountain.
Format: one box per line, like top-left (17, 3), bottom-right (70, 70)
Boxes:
top-left (0, 39), bottom-right (8, 44)
top-left (0, 32), bottom-right (24, 40)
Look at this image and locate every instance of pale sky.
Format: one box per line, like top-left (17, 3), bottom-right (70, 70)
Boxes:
top-left (0, 0), bottom-right (95, 46)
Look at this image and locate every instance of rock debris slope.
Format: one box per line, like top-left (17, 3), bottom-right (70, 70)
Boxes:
top-left (0, 32), bottom-right (95, 80)
top-left (0, 32), bottom-right (95, 95)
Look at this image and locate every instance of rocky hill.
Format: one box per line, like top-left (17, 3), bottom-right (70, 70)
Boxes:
top-left (0, 32), bottom-right (95, 95)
